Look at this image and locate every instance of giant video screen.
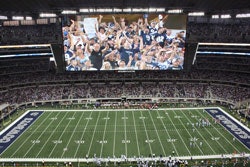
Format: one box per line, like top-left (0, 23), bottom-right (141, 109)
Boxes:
top-left (62, 14), bottom-right (187, 71)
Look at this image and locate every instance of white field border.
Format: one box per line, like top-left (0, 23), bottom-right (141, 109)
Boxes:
top-left (0, 107), bottom-right (249, 163)
top-left (0, 154), bottom-right (249, 163)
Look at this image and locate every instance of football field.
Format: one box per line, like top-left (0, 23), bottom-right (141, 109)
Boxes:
top-left (0, 108), bottom-right (249, 161)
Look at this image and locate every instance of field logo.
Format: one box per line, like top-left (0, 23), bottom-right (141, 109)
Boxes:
top-left (0, 111), bottom-right (43, 154)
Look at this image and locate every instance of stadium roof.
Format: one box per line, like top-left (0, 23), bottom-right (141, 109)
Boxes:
top-left (0, 0), bottom-right (249, 16)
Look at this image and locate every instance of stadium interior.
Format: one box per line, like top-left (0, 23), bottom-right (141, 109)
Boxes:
top-left (0, 0), bottom-right (249, 167)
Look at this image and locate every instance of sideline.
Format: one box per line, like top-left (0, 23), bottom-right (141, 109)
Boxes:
top-left (0, 153), bottom-right (249, 163)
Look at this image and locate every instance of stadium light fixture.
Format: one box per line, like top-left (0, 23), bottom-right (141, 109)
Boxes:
top-left (39, 13), bottom-right (57, 18)
top-left (236, 13), bottom-right (250, 18)
top-left (212, 15), bottom-right (219, 19)
top-left (61, 10), bottom-right (77, 14)
top-left (79, 8), bottom-right (89, 13)
top-left (12, 16), bottom-right (24, 20)
top-left (26, 16), bottom-right (32, 20)
top-left (0, 15), bottom-right (7, 20)
top-left (221, 14), bottom-right (231, 19)
top-left (188, 12), bottom-right (205, 16)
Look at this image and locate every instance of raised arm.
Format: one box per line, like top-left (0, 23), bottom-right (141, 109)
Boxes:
top-left (122, 31), bottom-right (133, 44)
top-left (101, 43), bottom-right (109, 54)
top-left (139, 36), bottom-right (144, 51)
top-left (112, 15), bottom-right (119, 27)
top-left (98, 15), bottom-right (103, 25)
top-left (120, 17), bottom-right (126, 30)
top-left (115, 30), bottom-right (122, 49)
top-left (85, 40), bottom-right (92, 54)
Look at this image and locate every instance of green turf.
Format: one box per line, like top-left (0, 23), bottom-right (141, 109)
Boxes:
top-left (1, 109), bottom-right (249, 158)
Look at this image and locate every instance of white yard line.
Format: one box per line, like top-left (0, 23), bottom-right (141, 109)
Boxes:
top-left (196, 109), bottom-right (241, 153)
top-left (147, 110), bottom-right (167, 156)
top-left (155, 110), bottom-right (179, 156)
top-left (123, 110), bottom-right (128, 157)
top-left (99, 111), bottom-right (109, 157)
top-left (181, 109), bottom-right (216, 154)
top-left (61, 112), bottom-right (85, 158)
top-left (131, 110), bottom-right (141, 156)
top-left (165, 110), bottom-right (192, 156)
top-left (171, 109), bottom-right (204, 155)
top-left (139, 110), bottom-right (153, 155)
top-left (74, 111), bottom-right (94, 158)
top-left (33, 112), bottom-right (69, 157)
top-left (25, 112), bottom-right (64, 157)
top-left (86, 111), bottom-right (101, 156)
top-left (112, 111), bottom-right (117, 157)
top-left (48, 112), bottom-right (77, 157)
top-left (10, 112), bottom-right (51, 157)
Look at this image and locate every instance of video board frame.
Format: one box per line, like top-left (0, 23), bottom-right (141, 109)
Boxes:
top-left (62, 14), bottom-right (187, 72)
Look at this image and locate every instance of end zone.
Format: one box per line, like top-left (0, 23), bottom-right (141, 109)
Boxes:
top-left (205, 108), bottom-right (250, 149)
top-left (0, 111), bottom-right (43, 154)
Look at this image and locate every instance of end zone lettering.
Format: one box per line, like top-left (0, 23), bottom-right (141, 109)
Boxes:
top-left (0, 118), bottom-right (33, 143)
top-left (206, 108), bottom-right (250, 149)
top-left (216, 115), bottom-right (250, 140)
top-left (0, 111), bottom-right (43, 154)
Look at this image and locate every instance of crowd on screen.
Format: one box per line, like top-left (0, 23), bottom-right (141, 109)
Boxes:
top-left (63, 14), bottom-right (186, 71)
